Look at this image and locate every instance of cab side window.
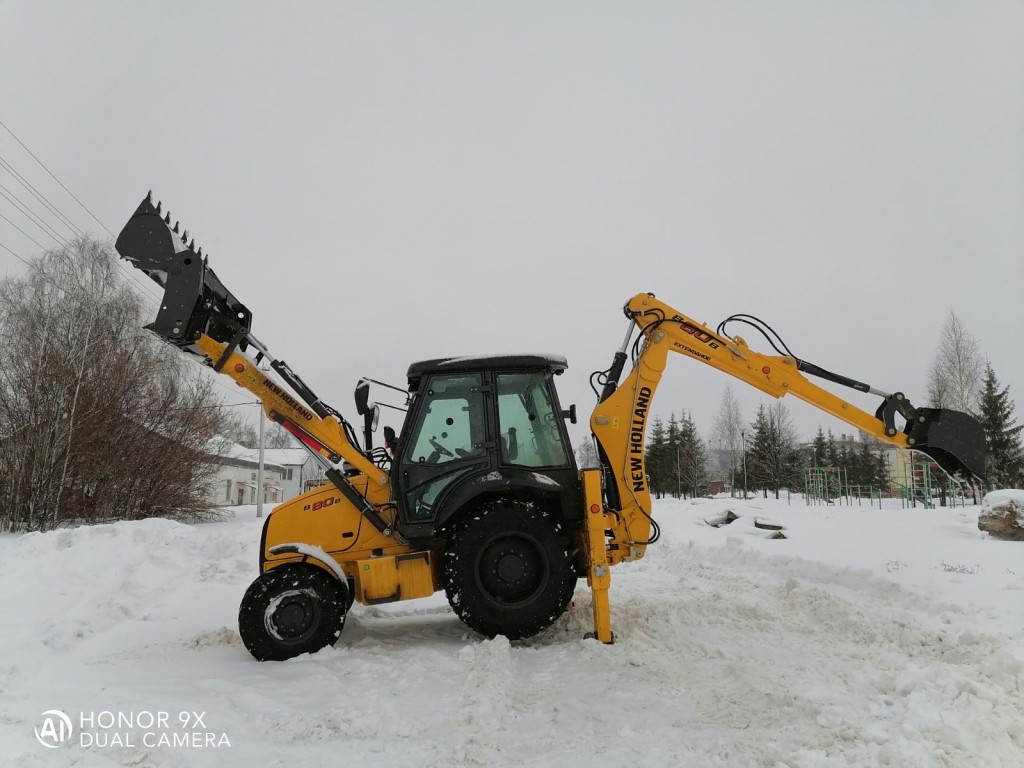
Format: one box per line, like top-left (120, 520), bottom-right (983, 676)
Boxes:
top-left (496, 372), bottom-right (569, 468)
top-left (406, 373), bottom-right (485, 465)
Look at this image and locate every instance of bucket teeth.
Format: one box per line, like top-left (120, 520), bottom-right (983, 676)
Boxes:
top-left (116, 190), bottom-right (253, 354)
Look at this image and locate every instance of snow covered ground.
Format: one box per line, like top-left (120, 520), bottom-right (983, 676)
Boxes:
top-left (2, 497), bottom-right (1022, 768)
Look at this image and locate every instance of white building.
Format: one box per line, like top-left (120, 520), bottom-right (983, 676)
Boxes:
top-left (260, 448), bottom-right (314, 500)
top-left (207, 443), bottom-right (315, 507)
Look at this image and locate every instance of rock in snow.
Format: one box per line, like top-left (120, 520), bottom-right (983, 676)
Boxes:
top-left (978, 489), bottom-right (1024, 541)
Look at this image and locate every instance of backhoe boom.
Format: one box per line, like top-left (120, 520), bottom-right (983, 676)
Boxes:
top-left (589, 293), bottom-right (985, 566)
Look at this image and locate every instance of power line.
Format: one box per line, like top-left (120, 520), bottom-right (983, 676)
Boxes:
top-left (0, 119), bottom-right (113, 238)
top-left (0, 141), bottom-right (164, 309)
top-left (0, 210), bottom-right (48, 251)
top-left (0, 239), bottom-right (71, 297)
top-left (0, 154), bottom-right (84, 238)
top-left (0, 238), bottom-right (28, 263)
top-left (0, 183), bottom-right (69, 247)
top-left (0, 239), bottom-right (254, 404)
top-left (0, 161), bottom-right (163, 308)
top-left (0, 121), bottom-right (258, 407)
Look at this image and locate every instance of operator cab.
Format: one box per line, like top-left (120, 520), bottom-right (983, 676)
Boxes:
top-left (391, 355), bottom-right (580, 542)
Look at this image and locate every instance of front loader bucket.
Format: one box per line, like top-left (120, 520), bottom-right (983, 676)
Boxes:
top-left (906, 408), bottom-right (986, 481)
top-left (115, 192), bottom-right (251, 357)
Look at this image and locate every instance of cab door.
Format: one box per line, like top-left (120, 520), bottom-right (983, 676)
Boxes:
top-left (393, 372), bottom-right (491, 527)
top-left (493, 371), bottom-right (581, 525)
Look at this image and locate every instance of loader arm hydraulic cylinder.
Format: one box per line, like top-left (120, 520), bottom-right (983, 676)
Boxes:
top-left (193, 335), bottom-right (393, 534)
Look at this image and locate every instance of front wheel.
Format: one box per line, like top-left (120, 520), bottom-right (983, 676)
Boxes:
top-left (238, 564), bottom-right (348, 661)
top-left (443, 499), bottom-right (577, 640)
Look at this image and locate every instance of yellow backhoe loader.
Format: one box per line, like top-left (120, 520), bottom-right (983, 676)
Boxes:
top-left (116, 193), bottom-right (986, 661)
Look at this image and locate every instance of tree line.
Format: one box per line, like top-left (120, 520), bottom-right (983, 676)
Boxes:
top-left (0, 238), bottom-right (232, 531)
top-left (644, 399), bottom-right (806, 500)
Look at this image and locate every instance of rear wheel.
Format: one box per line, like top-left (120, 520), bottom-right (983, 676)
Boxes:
top-left (238, 564), bottom-right (347, 661)
top-left (443, 499), bottom-right (576, 640)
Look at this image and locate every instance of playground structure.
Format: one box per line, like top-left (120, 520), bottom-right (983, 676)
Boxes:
top-left (804, 452), bottom-right (976, 510)
top-left (894, 452), bottom-right (973, 509)
top-left (803, 466), bottom-right (882, 508)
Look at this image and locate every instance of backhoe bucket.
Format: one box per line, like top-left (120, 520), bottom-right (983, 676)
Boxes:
top-left (907, 407), bottom-right (986, 481)
top-left (115, 192), bottom-right (251, 358)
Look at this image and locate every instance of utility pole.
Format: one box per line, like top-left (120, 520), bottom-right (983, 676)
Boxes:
top-left (257, 404), bottom-right (265, 518)
top-left (676, 442), bottom-right (681, 500)
top-left (741, 429), bottom-right (748, 500)
top-left (257, 362), bottom-right (270, 518)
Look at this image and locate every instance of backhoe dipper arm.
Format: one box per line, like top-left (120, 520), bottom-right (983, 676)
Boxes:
top-left (590, 293), bottom-right (985, 563)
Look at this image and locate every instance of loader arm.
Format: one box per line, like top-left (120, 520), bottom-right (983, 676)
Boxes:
top-left (589, 293), bottom-right (986, 564)
top-left (115, 193), bottom-right (394, 534)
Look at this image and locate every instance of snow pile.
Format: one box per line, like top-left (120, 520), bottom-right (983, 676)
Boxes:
top-left (979, 489), bottom-right (1024, 540)
top-left (981, 489), bottom-right (1024, 523)
top-left (1, 499), bottom-right (1023, 767)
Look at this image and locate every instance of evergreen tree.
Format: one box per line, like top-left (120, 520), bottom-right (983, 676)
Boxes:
top-left (873, 452), bottom-right (889, 492)
top-left (811, 426), bottom-right (828, 467)
top-left (677, 412), bottom-right (708, 498)
top-left (666, 413), bottom-right (681, 498)
top-left (977, 364), bottom-right (1024, 487)
top-left (854, 442), bottom-right (875, 487)
top-left (747, 405), bottom-right (771, 495)
top-left (748, 402), bottom-right (802, 499)
top-left (826, 429), bottom-right (840, 468)
top-left (841, 442), bottom-right (855, 485)
top-left (645, 418), bottom-right (669, 499)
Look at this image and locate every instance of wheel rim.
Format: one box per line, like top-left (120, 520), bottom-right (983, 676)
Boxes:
top-left (265, 589), bottom-right (321, 643)
top-left (475, 532), bottom-right (549, 605)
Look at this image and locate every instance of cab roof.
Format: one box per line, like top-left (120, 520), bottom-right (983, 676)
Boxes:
top-left (407, 354), bottom-right (568, 388)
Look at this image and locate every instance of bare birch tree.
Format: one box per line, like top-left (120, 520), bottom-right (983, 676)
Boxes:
top-left (926, 310), bottom-right (984, 413)
top-left (0, 238), bottom-right (228, 531)
top-left (711, 386), bottom-right (743, 496)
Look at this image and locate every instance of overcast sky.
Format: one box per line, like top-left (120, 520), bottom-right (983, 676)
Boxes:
top-left (2, 1), bottom-right (1022, 449)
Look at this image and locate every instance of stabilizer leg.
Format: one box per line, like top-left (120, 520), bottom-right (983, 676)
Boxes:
top-left (581, 469), bottom-right (614, 643)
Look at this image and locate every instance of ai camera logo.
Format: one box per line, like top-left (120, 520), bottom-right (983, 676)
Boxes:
top-left (35, 709), bottom-right (73, 748)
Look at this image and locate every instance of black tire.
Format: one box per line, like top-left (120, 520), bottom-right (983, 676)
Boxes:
top-left (443, 498), bottom-right (577, 640)
top-left (238, 564), bottom-right (348, 662)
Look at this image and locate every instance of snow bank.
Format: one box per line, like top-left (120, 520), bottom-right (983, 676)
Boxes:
top-left (1, 500), bottom-right (1022, 767)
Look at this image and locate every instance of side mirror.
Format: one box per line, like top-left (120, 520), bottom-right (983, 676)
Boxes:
top-left (354, 378), bottom-right (370, 416)
top-left (369, 403), bottom-right (380, 433)
top-left (561, 404), bottom-right (577, 424)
